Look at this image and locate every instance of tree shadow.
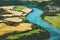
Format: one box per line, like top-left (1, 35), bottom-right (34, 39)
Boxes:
top-left (16, 32), bottom-right (50, 40)
top-left (45, 11), bottom-right (60, 16)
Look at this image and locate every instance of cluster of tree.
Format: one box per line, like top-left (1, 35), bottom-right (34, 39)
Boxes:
top-left (0, 0), bottom-right (38, 6)
top-left (51, 0), bottom-right (60, 6)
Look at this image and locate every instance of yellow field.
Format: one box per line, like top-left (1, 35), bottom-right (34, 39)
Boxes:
top-left (0, 23), bottom-right (32, 35)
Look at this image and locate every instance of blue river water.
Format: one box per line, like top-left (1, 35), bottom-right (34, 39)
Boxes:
top-left (26, 8), bottom-right (60, 40)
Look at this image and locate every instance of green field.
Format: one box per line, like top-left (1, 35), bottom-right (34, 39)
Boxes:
top-left (13, 6), bottom-right (26, 11)
top-left (45, 14), bottom-right (60, 28)
top-left (6, 29), bottom-right (45, 40)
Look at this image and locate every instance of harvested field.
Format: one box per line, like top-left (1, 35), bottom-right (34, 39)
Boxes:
top-left (0, 23), bottom-right (32, 35)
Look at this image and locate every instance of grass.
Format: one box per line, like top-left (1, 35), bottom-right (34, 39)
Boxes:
top-left (12, 6), bottom-right (27, 22)
top-left (13, 6), bottom-right (26, 11)
top-left (12, 6), bottom-right (28, 22)
top-left (45, 14), bottom-right (60, 28)
top-left (6, 29), bottom-right (45, 40)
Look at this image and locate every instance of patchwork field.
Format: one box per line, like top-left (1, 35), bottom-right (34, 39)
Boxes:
top-left (0, 6), bottom-right (49, 40)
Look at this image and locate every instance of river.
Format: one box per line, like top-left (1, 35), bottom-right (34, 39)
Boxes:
top-left (26, 8), bottom-right (60, 40)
